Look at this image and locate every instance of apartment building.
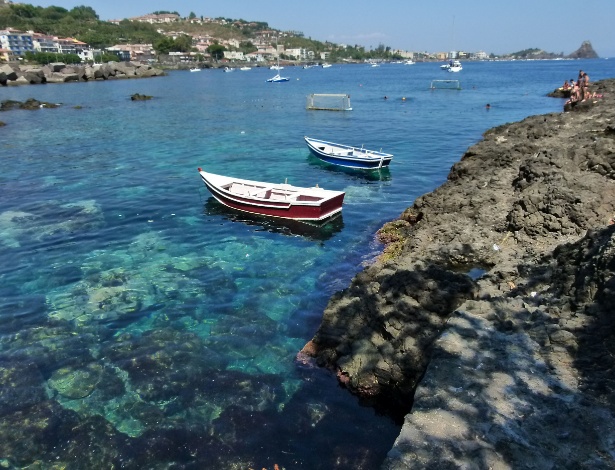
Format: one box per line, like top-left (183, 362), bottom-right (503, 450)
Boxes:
top-left (0, 29), bottom-right (34, 56)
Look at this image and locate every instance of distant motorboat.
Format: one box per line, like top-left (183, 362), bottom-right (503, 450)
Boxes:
top-left (240, 66), bottom-right (251, 71)
top-left (404, 60), bottom-right (415, 65)
top-left (189, 67), bottom-right (201, 72)
top-left (223, 66), bottom-right (233, 72)
top-left (321, 63), bottom-right (332, 68)
top-left (270, 65), bottom-right (284, 70)
top-left (442, 60), bottom-right (462, 72)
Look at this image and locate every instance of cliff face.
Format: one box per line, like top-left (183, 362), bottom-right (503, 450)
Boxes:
top-left (567, 40), bottom-right (599, 59)
top-left (301, 80), bottom-right (615, 467)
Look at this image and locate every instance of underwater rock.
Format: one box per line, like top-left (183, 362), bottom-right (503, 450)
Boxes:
top-left (48, 363), bottom-right (103, 399)
top-left (0, 359), bottom-right (46, 415)
top-left (0, 401), bottom-right (69, 466)
top-left (0, 200), bottom-right (104, 248)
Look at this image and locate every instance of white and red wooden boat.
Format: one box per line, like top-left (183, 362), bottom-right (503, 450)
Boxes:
top-left (197, 168), bottom-right (345, 222)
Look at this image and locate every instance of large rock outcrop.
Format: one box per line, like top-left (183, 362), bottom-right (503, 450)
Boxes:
top-left (0, 61), bottom-right (165, 86)
top-left (567, 40), bottom-right (599, 59)
top-left (301, 79), bottom-right (615, 467)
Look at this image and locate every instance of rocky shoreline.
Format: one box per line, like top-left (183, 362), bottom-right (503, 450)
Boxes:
top-left (0, 61), bottom-right (164, 86)
top-left (300, 79), bottom-right (615, 468)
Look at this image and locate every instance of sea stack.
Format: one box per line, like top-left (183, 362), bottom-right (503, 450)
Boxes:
top-left (567, 40), bottom-right (599, 59)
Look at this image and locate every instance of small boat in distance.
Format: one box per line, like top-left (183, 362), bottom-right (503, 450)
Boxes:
top-left (321, 63), bottom-right (332, 68)
top-left (223, 66), bottom-right (233, 72)
top-left (197, 168), bottom-right (345, 222)
top-left (441, 60), bottom-right (462, 72)
top-left (268, 38), bottom-right (290, 82)
top-left (304, 137), bottom-right (393, 170)
top-left (267, 73), bottom-right (290, 83)
top-left (239, 66), bottom-right (251, 71)
top-left (189, 67), bottom-right (201, 72)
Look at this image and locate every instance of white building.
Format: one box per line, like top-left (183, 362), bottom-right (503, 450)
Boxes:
top-left (223, 51), bottom-right (245, 61)
top-left (0, 29), bottom-right (34, 56)
top-left (130, 14), bottom-right (180, 24)
top-left (31, 33), bottom-right (58, 53)
top-left (285, 48), bottom-right (309, 60)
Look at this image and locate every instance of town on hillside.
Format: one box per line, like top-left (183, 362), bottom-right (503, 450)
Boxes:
top-left (0, 4), bottom-right (598, 66)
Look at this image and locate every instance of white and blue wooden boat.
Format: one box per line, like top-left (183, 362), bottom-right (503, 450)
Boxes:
top-left (304, 137), bottom-right (393, 170)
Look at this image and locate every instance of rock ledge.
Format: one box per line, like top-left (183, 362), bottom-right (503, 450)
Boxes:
top-left (302, 79), bottom-right (615, 468)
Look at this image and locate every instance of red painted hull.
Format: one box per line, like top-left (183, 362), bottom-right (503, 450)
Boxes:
top-left (198, 170), bottom-right (345, 222)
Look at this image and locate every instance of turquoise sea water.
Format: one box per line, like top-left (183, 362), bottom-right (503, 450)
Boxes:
top-left (1, 59), bottom-right (614, 469)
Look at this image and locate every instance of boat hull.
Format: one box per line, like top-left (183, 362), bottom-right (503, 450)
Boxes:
top-left (304, 137), bottom-right (393, 170)
top-left (198, 170), bottom-right (344, 222)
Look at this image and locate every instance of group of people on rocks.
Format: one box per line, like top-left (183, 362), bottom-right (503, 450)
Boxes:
top-left (563, 70), bottom-right (601, 104)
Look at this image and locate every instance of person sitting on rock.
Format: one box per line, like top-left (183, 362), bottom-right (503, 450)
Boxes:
top-left (568, 80), bottom-right (579, 103)
top-left (562, 80), bottom-right (570, 91)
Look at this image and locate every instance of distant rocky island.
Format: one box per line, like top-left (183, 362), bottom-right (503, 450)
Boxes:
top-left (505, 40), bottom-right (599, 60)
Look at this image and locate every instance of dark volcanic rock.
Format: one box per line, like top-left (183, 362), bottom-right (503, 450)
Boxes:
top-left (303, 78), bottom-right (615, 468)
top-left (0, 98), bottom-right (60, 111)
top-left (567, 40), bottom-right (599, 59)
top-left (131, 93), bottom-right (153, 101)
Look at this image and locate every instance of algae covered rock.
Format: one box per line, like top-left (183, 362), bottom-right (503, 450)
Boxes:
top-left (48, 363), bottom-right (103, 399)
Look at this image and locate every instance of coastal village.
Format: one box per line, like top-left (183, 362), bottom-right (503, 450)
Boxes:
top-left (0, 5), bottom-right (598, 87)
top-left (0, 10), bottom-right (483, 66)
top-left (2, 7), bottom-right (588, 69)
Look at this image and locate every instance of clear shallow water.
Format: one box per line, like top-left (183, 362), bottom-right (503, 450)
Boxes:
top-left (1, 59), bottom-right (614, 469)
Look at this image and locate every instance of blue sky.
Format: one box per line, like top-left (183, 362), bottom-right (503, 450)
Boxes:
top-left (30, 0), bottom-right (615, 57)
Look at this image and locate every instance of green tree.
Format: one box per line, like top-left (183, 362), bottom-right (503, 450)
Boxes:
top-left (40, 6), bottom-right (68, 20)
top-left (173, 34), bottom-right (193, 52)
top-left (189, 12), bottom-right (196, 19)
top-left (69, 6), bottom-right (98, 21)
top-left (101, 52), bottom-right (120, 62)
top-left (238, 41), bottom-right (256, 54)
top-left (207, 42), bottom-right (226, 61)
top-left (153, 36), bottom-right (175, 55)
top-left (24, 51), bottom-right (81, 64)
top-left (11, 4), bottom-right (38, 19)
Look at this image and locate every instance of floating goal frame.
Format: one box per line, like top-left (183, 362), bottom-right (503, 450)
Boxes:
top-left (306, 93), bottom-right (352, 111)
top-left (430, 80), bottom-right (462, 90)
